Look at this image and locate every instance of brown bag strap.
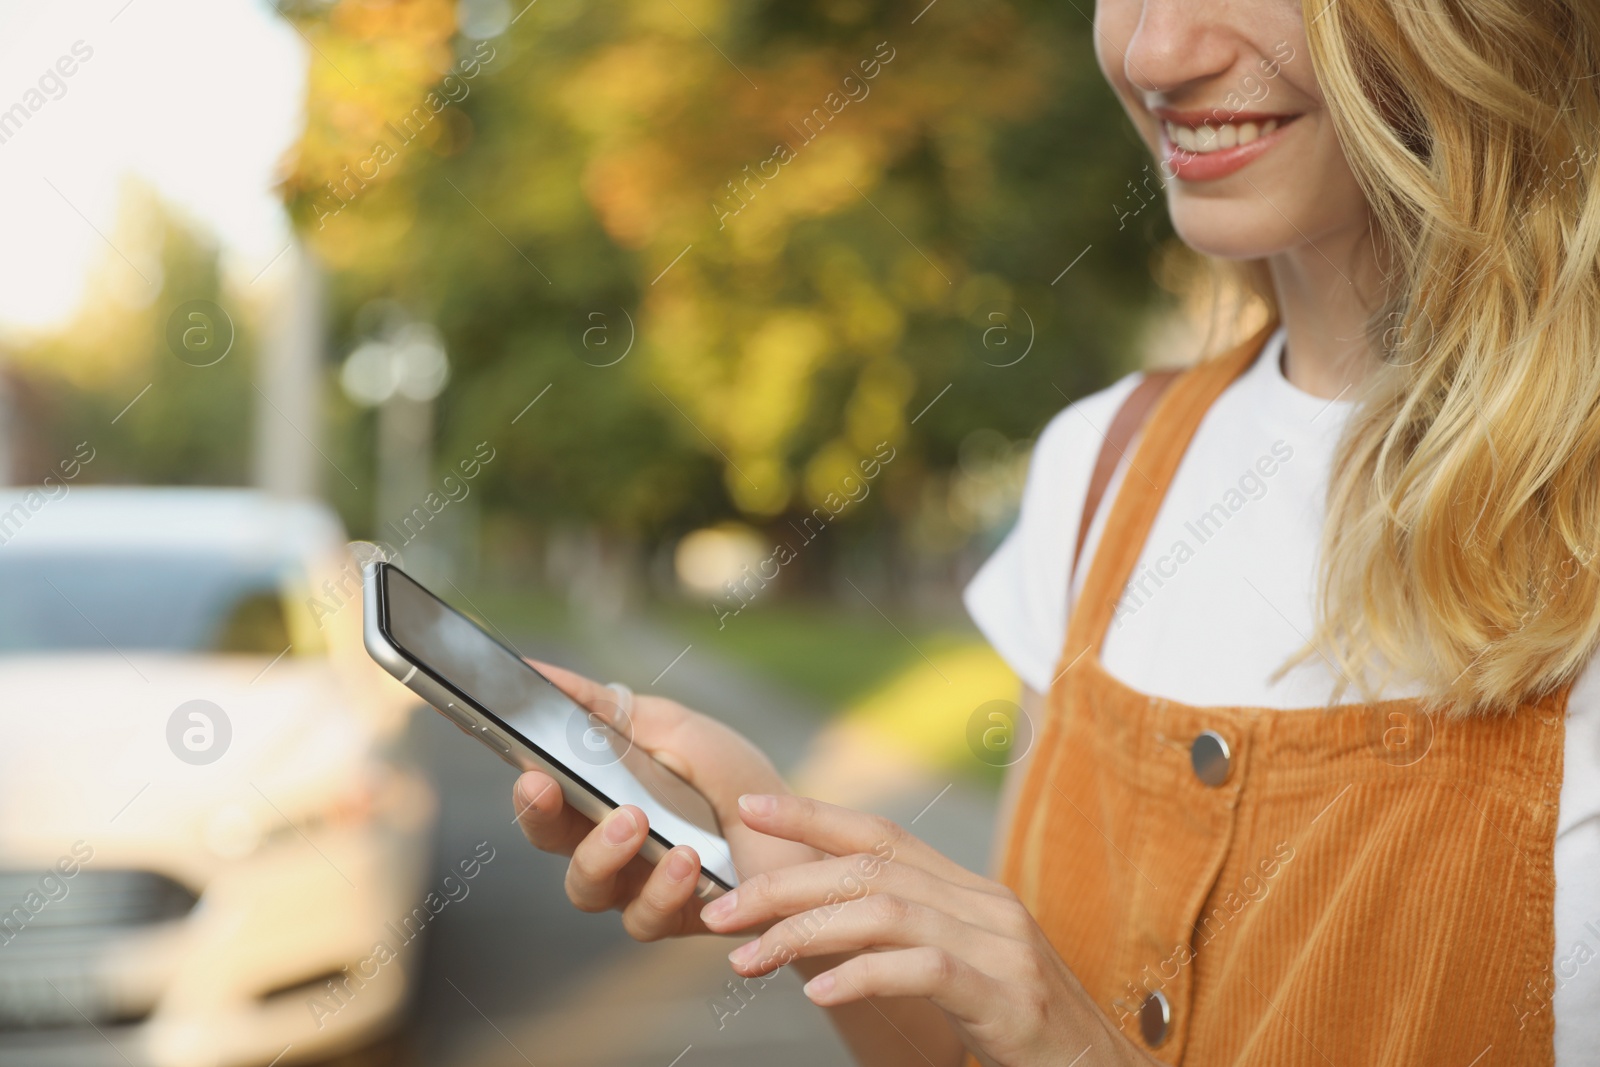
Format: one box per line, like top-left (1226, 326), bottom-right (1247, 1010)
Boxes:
top-left (1071, 369), bottom-right (1181, 584)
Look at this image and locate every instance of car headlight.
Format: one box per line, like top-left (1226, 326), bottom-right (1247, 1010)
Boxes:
top-left (203, 802), bottom-right (261, 860)
top-left (203, 771), bottom-right (378, 861)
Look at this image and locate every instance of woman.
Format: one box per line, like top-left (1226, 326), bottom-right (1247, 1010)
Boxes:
top-left (514, 0), bottom-right (1600, 1063)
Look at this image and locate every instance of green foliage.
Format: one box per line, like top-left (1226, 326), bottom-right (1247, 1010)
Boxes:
top-left (283, 0), bottom-right (1170, 556)
top-left (8, 186), bottom-right (256, 487)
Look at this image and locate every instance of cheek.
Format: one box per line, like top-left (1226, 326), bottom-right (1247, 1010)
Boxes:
top-left (1292, 113), bottom-right (1368, 222)
top-left (1280, 59), bottom-right (1323, 109)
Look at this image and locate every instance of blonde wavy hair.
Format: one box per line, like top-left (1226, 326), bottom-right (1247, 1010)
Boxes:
top-left (1193, 0), bottom-right (1600, 715)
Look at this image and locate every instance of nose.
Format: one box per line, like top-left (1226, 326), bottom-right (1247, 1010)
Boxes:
top-left (1119, 0), bottom-right (1239, 99)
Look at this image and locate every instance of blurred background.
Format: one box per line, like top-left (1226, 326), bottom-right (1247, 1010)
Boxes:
top-left (0, 0), bottom-right (1208, 1064)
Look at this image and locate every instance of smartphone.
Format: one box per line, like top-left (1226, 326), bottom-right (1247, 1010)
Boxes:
top-left (362, 560), bottom-right (737, 899)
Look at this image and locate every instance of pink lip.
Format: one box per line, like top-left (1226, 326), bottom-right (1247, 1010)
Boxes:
top-left (1158, 114), bottom-right (1300, 182)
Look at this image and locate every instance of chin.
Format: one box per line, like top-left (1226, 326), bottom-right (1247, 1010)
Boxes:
top-left (1167, 199), bottom-right (1305, 262)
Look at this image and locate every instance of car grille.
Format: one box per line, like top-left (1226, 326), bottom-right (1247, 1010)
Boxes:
top-left (0, 869), bottom-right (197, 932)
top-left (0, 870), bottom-right (198, 1031)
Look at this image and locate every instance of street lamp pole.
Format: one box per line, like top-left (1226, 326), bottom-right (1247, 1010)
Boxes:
top-left (340, 319), bottom-right (450, 579)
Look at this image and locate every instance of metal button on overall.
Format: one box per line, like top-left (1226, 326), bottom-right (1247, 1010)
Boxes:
top-left (1139, 989), bottom-right (1171, 1047)
top-left (1190, 729), bottom-right (1231, 787)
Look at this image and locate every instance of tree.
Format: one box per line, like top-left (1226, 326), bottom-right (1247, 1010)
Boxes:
top-left (276, 0), bottom-right (1171, 568)
top-left (6, 181), bottom-right (256, 488)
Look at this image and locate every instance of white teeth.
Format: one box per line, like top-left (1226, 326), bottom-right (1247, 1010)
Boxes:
top-left (1164, 116), bottom-right (1286, 154)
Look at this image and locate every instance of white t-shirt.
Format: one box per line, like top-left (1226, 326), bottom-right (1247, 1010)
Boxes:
top-left (964, 325), bottom-right (1600, 1063)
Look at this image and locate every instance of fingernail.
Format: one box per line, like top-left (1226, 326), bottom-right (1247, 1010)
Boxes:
top-left (604, 808), bottom-right (638, 844)
top-left (728, 938), bottom-right (761, 967)
top-left (664, 849), bottom-right (696, 882)
top-left (803, 973), bottom-right (835, 1000)
top-left (738, 794), bottom-right (776, 817)
top-left (700, 889), bottom-right (737, 923)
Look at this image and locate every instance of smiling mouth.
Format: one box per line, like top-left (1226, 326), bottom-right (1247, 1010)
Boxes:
top-left (1161, 115), bottom-right (1298, 154)
top-left (1150, 109), bottom-right (1304, 181)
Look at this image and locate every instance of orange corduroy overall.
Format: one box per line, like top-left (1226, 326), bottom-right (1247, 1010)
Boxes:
top-left (988, 326), bottom-right (1568, 1065)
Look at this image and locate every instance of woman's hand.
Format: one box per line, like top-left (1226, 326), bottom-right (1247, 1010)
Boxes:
top-left (511, 662), bottom-right (821, 942)
top-left (697, 794), bottom-right (1150, 1067)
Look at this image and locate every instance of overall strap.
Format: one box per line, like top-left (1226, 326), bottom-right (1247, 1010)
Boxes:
top-left (1071, 369), bottom-right (1181, 585)
top-left (1063, 320), bottom-right (1281, 665)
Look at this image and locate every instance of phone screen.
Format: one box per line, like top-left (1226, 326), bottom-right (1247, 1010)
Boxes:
top-left (377, 565), bottom-right (738, 888)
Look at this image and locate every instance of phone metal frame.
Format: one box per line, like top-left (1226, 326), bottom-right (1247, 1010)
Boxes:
top-left (362, 560), bottom-right (731, 900)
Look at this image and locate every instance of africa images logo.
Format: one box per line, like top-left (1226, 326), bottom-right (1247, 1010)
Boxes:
top-left (166, 700), bottom-right (232, 766)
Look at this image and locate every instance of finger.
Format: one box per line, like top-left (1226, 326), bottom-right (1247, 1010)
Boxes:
top-left (619, 846), bottom-right (704, 941)
top-left (527, 659), bottom-right (614, 713)
top-left (699, 851), bottom-right (993, 935)
top-left (801, 945), bottom-right (999, 1020)
top-left (512, 771), bottom-right (592, 855)
top-left (727, 894), bottom-right (1004, 979)
top-left (735, 794), bottom-right (994, 892)
top-left (565, 804), bottom-right (650, 912)
top-left (528, 658), bottom-right (691, 761)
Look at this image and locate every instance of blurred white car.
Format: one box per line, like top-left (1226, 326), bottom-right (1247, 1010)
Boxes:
top-left (0, 488), bottom-right (437, 1067)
